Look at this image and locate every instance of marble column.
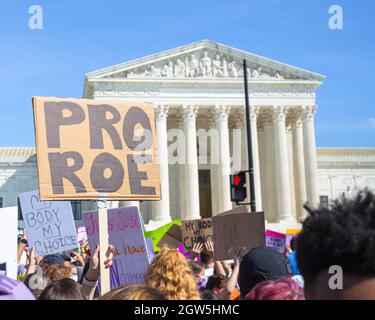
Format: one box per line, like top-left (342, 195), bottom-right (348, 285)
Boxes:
top-left (290, 109), bottom-right (307, 220)
top-left (286, 120), bottom-right (297, 220)
top-left (232, 108), bottom-right (248, 171)
top-left (177, 113), bottom-right (186, 219)
top-left (257, 118), bottom-right (267, 214)
top-left (272, 106), bottom-right (294, 222)
top-left (182, 105), bottom-right (201, 219)
top-left (263, 111), bottom-right (277, 222)
top-left (302, 105), bottom-right (319, 207)
top-left (207, 112), bottom-right (219, 216)
top-left (249, 106), bottom-right (262, 212)
top-left (151, 104), bottom-right (172, 223)
top-left (212, 105), bottom-right (232, 213)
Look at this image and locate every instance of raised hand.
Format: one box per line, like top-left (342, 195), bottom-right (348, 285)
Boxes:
top-left (160, 242), bottom-right (170, 250)
top-left (190, 242), bottom-right (204, 260)
top-left (205, 240), bottom-right (214, 256)
top-left (71, 251), bottom-right (85, 267)
top-left (86, 244), bottom-right (115, 281)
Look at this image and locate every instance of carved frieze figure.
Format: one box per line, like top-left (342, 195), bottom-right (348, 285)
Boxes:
top-left (140, 69), bottom-right (150, 77)
top-left (174, 58), bottom-right (185, 78)
top-left (252, 67), bottom-right (260, 78)
top-left (228, 60), bottom-right (239, 77)
top-left (275, 72), bottom-right (284, 80)
top-left (150, 65), bottom-right (162, 77)
top-left (212, 54), bottom-right (224, 77)
top-left (184, 56), bottom-right (189, 77)
top-left (188, 54), bottom-right (199, 77)
top-left (199, 50), bottom-right (212, 76)
top-left (161, 61), bottom-right (174, 77)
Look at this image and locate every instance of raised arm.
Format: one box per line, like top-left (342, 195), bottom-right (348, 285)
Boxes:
top-left (81, 245), bottom-right (114, 300)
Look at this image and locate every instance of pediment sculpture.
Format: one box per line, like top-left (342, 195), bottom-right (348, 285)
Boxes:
top-left (123, 50), bottom-right (293, 80)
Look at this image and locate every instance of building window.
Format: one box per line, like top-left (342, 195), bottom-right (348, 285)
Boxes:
top-left (71, 201), bottom-right (82, 221)
top-left (319, 195), bottom-right (329, 208)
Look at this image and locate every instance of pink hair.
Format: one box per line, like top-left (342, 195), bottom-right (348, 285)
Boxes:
top-left (245, 278), bottom-right (305, 300)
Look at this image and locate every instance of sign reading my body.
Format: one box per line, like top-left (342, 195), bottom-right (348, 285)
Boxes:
top-left (25, 196), bottom-right (76, 255)
top-left (183, 219), bottom-right (213, 250)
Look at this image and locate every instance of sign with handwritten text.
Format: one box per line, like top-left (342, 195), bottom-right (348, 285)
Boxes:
top-left (182, 218), bottom-right (213, 252)
top-left (83, 206), bottom-right (150, 289)
top-left (19, 189), bottom-right (78, 256)
top-left (266, 230), bottom-right (286, 254)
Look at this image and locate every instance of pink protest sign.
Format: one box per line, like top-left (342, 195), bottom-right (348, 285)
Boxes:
top-left (76, 225), bottom-right (88, 244)
top-left (266, 230), bottom-right (286, 254)
top-left (83, 207), bottom-right (150, 289)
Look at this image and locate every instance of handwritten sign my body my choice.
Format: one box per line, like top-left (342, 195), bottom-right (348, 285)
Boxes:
top-left (19, 190), bottom-right (78, 256)
top-left (182, 218), bottom-right (213, 252)
top-left (83, 207), bottom-right (150, 289)
top-left (32, 97), bottom-right (160, 201)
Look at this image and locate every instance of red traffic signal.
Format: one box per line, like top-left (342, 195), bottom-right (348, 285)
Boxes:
top-left (230, 171), bottom-right (247, 203)
top-left (233, 174), bottom-right (241, 187)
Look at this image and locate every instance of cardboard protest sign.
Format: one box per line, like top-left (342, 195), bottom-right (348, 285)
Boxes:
top-left (32, 96), bottom-right (160, 201)
top-left (182, 218), bottom-right (213, 252)
top-left (19, 190), bottom-right (78, 256)
top-left (144, 220), bottom-right (182, 252)
top-left (213, 210), bottom-right (265, 260)
top-left (156, 224), bottom-right (182, 249)
top-left (266, 230), bottom-right (286, 254)
top-left (83, 207), bottom-right (150, 289)
top-left (0, 207), bottom-right (18, 279)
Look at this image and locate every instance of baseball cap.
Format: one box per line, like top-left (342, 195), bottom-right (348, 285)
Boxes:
top-left (42, 254), bottom-right (65, 266)
top-left (239, 245), bottom-right (292, 297)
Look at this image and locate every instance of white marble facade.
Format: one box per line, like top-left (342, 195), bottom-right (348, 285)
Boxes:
top-left (2, 41), bottom-right (375, 229)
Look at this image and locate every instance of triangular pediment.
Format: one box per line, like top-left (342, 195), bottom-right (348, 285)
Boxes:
top-left (85, 40), bottom-right (325, 82)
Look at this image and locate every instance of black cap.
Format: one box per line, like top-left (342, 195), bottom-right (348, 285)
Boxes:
top-left (239, 245), bottom-right (292, 297)
top-left (41, 254), bottom-right (65, 266)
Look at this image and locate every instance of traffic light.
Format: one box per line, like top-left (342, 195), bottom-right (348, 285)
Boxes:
top-left (230, 171), bottom-right (247, 203)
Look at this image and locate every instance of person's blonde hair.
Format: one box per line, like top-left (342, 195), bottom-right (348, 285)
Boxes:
top-left (99, 284), bottom-right (166, 300)
top-left (45, 265), bottom-right (72, 282)
top-left (145, 248), bottom-right (201, 300)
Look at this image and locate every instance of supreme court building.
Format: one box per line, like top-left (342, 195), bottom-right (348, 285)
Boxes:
top-left (1, 40), bottom-right (375, 230)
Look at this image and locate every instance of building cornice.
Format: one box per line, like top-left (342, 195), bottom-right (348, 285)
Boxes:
top-left (317, 148), bottom-right (375, 157)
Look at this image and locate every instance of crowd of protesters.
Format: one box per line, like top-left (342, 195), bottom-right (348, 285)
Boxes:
top-left (2, 189), bottom-right (375, 300)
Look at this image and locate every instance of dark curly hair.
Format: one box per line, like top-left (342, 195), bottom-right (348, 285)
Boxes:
top-left (296, 190), bottom-right (375, 284)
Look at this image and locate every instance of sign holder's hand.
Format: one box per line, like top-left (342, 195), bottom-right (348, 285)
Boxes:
top-left (85, 244), bottom-right (114, 281)
top-left (190, 242), bottom-right (204, 260)
top-left (82, 244), bottom-right (114, 300)
top-left (205, 240), bottom-right (215, 257)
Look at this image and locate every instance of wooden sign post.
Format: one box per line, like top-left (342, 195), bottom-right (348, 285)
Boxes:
top-left (97, 199), bottom-right (110, 294)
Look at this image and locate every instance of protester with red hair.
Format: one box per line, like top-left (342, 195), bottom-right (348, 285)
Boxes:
top-left (245, 278), bottom-right (305, 300)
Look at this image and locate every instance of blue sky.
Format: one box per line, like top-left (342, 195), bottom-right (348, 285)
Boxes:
top-left (0, 0), bottom-right (374, 147)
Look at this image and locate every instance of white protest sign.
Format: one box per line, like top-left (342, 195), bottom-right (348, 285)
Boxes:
top-left (0, 207), bottom-right (18, 279)
top-left (83, 206), bottom-right (150, 289)
top-left (19, 189), bottom-right (78, 256)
